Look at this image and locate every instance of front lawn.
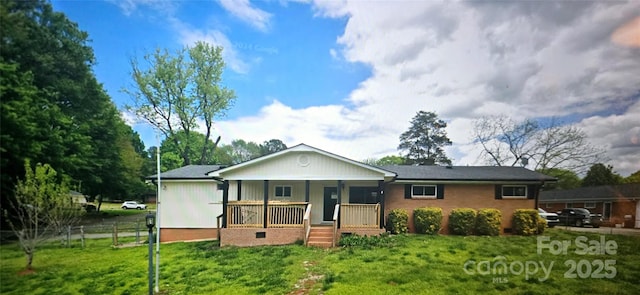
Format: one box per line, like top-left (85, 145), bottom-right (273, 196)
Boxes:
top-left (1, 229), bottom-right (638, 294)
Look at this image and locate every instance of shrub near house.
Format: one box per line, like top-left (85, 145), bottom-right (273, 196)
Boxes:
top-left (475, 209), bottom-right (502, 236)
top-left (448, 208), bottom-right (477, 235)
top-left (413, 207), bottom-right (442, 234)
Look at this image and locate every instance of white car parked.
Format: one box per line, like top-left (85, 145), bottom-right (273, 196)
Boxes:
top-left (121, 201), bottom-right (147, 210)
top-left (538, 208), bottom-right (559, 227)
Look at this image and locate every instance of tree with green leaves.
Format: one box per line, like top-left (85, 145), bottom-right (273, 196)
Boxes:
top-left (539, 168), bottom-right (581, 190)
top-left (229, 140), bottom-right (262, 164)
top-left (582, 163), bottom-right (623, 187)
top-left (4, 161), bottom-right (82, 270)
top-left (398, 111), bottom-right (452, 165)
top-left (259, 139), bottom-right (288, 156)
top-left (1, 0), bottom-right (147, 212)
top-left (624, 170), bottom-right (640, 184)
top-left (125, 42), bottom-right (235, 166)
top-left (362, 155), bottom-right (406, 166)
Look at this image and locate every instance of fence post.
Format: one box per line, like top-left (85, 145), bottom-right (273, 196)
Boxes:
top-left (67, 226), bottom-right (71, 247)
top-left (80, 225), bottom-right (85, 249)
top-left (113, 222), bottom-right (118, 246)
top-left (136, 221), bottom-right (140, 244)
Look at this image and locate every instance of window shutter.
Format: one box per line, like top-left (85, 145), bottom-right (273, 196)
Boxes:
top-left (437, 184), bottom-right (444, 199)
top-left (495, 185), bottom-right (502, 199)
top-left (527, 185), bottom-right (536, 199)
top-left (404, 184), bottom-right (412, 199)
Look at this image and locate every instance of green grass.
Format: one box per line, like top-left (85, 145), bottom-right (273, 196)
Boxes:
top-left (1, 229), bottom-right (638, 295)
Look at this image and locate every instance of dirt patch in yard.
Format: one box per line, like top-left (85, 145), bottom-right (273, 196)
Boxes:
top-left (288, 261), bottom-right (325, 295)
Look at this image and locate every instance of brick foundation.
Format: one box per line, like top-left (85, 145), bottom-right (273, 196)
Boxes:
top-left (220, 228), bottom-right (304, 247)
top-left (160, 228), bottom-right (218, 242)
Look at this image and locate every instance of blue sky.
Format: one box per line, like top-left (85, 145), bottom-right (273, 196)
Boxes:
top-left (51, 1), bottom-right (640, 176)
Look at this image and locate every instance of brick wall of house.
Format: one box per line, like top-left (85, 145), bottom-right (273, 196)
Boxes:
top-left (384, 183), bottom-right (536, 234)
top-left (160, 228), bottom-right (218, 242)
top-left (220, 228), bottom-right (304, 247)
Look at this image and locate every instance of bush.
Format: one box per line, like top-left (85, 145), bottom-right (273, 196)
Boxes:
top-left (476, 209), bottom-right (502, 236)
top-left (449, 208), bottom-right (477, 235)
top-left (413, 207), bottom-right (442, 235)
top-left (338, 233), bottom-right (401, 248)
top-left (513, 209), bottom-right (546, 235)
top-left (386, 209), bottom-right (409, 234)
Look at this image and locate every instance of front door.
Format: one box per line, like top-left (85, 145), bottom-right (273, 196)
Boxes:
top-left (323, 187), bottom-right (338, 222)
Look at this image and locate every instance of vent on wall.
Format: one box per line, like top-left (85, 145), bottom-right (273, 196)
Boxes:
top-left (256, 232), bottom-right (266, 239)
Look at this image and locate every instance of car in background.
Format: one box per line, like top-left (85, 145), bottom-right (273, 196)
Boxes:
top-left (538, 208), bottom-right (559, 227)
top-left (557, 208), bottom-right (602, 228)
top-left (121, 201), bottom-right (147, 210)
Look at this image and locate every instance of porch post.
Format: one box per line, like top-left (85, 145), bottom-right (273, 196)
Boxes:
top-left (378, 180), bottom-right (385, 229)
top-left (305, 180), bottom-right (310, 203)
top-left (237, 180), bottom-right (242, 201)
top-left (337, 180), bottom-right (342, 229)
top-left (263, 180), bottom-right (269, 228)
top-left (337, 180), bottom-right (342, 204)
top-left (222, 180), bottom-right (229, 228)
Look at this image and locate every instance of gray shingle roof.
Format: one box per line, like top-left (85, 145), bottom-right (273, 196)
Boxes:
top-left (539, 183), bottom-right (640, 202)
top-left (381, 165), bottom-right (556, 182)
top-left (147, 165), bottom-right (224, 180)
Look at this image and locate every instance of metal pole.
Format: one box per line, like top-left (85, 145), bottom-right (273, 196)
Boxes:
top-left (148, 228), bottom-right (153, 295)
top-left (155, 133), bottom-right (161, 293)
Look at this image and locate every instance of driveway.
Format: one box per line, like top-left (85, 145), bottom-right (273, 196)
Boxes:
top-left (555, 226), bottom-right (640, 236)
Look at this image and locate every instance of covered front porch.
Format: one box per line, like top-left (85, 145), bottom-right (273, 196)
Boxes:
top-left (218, 180), bottom-right (385, 247)
top-left (210, 144), bottom-right (395, 247)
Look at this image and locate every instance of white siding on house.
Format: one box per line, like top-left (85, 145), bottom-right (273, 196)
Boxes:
top-left (230, 180), bottom-right (379, 224)
top-left (219, 152), bottom-right (385, 180)
top-left (160, 181), bottom-right (234, 228)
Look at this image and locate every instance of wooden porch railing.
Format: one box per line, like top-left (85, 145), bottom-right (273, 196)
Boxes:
top-left (340, 203), bottom-right (380, 228)
top-left (269, 202), bottom-right (307, 228)
top-left (226, 201), bottom-right (307, 228)
top-left (303, 204), bottom-right (312, 246)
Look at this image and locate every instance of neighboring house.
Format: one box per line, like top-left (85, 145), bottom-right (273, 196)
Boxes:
top-left (151, 144), bottom-right (555, 246)
top-left (539, 184), bottom-right (640, 228)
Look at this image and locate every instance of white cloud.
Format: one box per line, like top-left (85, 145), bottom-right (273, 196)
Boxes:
top-left (218, 0), bottom-right (272, 32)
top-left (108, 0), bottom-right (176, 16)
top-left (299, 1), bottom-right (639, 175)
top-left (213, 1), bottom-right (639, 174)
top-left (174, 22), bottom-right (250, 74)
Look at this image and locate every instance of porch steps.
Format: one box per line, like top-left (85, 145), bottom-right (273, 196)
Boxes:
top-left (307, 227), bottom-right (334, 248)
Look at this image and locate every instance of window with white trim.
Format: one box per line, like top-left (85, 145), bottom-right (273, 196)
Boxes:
top-left (584, 202), bottom-right (596, 209)
top-left (412, 185), bottom-right (437, 198)
top-left (274, 185), bottom-right (292, 198)
top-left (502, 185), bottom-right (527, 198)
top-left (545, 203), bottom-right (553, 209)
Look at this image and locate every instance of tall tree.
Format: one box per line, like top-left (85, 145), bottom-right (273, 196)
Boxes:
top-left (471, 116), bottom-right (605, 173)
top-left (259, 139), bottom-right (287, 156)
top-left (398, 111), bottom-right (452, 165)
top-left (582, 164), bottom-right (623, 187)
top-left (125, 42), bottom-right (235, 165)
top-left (1, 0), bottom-right (146, 212)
